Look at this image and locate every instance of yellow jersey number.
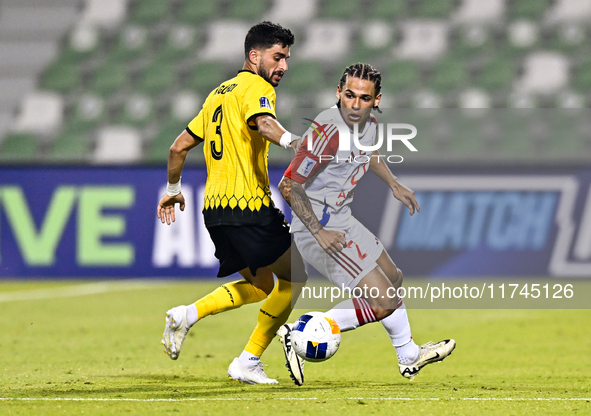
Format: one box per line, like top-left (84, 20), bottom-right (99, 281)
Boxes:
top-left (210, 104), bottom-right (223, 160)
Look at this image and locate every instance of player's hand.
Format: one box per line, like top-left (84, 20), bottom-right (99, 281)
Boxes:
top-left (314, 229), bottom-right (347, 255)
top-left (392, 183), bottom-right (420, 216)
top-left (290, 137), bottom-right (303, 154)
top-left (157, 193), bottom-right (186, 225)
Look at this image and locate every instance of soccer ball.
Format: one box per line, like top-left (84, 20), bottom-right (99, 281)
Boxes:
top-left (291, 312), bottom-right (341, 362)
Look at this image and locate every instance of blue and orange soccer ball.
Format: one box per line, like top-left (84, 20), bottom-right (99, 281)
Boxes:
top-left (291, 312), bottom-right (341, 362)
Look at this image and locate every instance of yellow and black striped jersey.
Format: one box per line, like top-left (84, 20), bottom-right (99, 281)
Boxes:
top-left (187, 70), bottom-right (280, 226)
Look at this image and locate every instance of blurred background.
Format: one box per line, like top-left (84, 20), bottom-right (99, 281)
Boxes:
top-left (1, 0), bottom-right (591, 165)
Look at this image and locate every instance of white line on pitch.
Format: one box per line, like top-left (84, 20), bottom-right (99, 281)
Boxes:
top-left (0, 281), bottom-right (163, 303)
top-left (0, 397), bottom-right (589, 402)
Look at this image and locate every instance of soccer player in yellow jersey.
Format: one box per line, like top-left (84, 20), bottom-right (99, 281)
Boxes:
top-left (157, 22), bottom-right (306, 384)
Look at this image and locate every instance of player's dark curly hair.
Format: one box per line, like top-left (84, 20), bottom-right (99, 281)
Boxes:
top-left (244, 21), bottom-right (295, 58)
top-left (338, 63), bottom-right (382, 112)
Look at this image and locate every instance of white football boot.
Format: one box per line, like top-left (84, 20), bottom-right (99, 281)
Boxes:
top-left (161, 305), bottom-right (190, 360)
top-left (227, 358), bottom-right (278, 384)
top-left (398, 339), bottom-right (456, 380)
top-left (277, 324), bottom-right (305, 386)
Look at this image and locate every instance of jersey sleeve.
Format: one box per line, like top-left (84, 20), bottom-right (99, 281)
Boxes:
top-left (186, 106), bottom-right (206, 140)
top-left (284, 124), bottom-right (340, 183)
top-left (243, 81), bottom-right (277, 130)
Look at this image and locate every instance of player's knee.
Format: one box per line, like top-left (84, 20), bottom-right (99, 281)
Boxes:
top-left (250, 277), bottom-right (274, 295)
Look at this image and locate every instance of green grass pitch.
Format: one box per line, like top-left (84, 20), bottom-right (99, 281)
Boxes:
top-left (0, 279), bottom-right (589, 415)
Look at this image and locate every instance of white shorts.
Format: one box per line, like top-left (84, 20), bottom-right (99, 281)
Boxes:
top-left (294, 217), bottom-right (384, 290)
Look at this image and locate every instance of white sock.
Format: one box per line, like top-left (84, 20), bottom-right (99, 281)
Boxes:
top-left (186, 304), bottom-right (198, 327)
top-left (238, 350), bottom-right (260, 368)
top-left (379, 303), bottom-right (419, 363)
top-left (324, 299), bottom-right (360, 331)
top-left (395, 339), bottom-right (420, 364)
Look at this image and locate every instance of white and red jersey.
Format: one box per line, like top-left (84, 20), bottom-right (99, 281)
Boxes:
top-left (285, 106), bottom-right (378, 232)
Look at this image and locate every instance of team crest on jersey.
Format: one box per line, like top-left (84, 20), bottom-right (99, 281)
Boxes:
top-left (259, 97), bottom-right (272, 110)
top-left (297, 157), bottom-right (316, 177)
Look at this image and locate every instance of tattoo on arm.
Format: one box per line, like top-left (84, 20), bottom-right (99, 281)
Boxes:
top-left (291, 181), bottom-right (323, 235)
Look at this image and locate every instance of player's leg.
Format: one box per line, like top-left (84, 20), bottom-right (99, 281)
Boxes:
top-left (162, 226), bottom-right (270, 360)
top-left (375, 249), bottom-right (456, 380)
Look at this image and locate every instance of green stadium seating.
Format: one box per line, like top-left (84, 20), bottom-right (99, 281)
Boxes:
top-left (381, 61), bottom-right (421, 94)
top-left (40, 60), bottom-right (81, 94)
top-left (477, 58), bottom-right (516, 92)
top-left (49, 128), bottom-right (93, 162)
top-left (367, 0), bottom-right (407, 18)
top-left (88, 60), bottom-right (130, 96)
top-left (323, 0), bottom-right (363, 19)
top-left (187, 62), bottom-right (229, 95)
top-left (226, 0), bottom-right (267, 20)
top-left (573, 59), bottom-right (591, 91)
top-left (415, 0), bottom-right (455, 18)
top-left (129, 0), bottom-right (170, 25)
top-left (0, 134), bottom-right (40, 161)
top-left (176, 0), bottom-right (220, 23)
top-left (145, 119), bottom-right (186, 162)
top-left (507, 0), bottom-right (551, 19)
top-left (158, 26), bottom-right (200, 60)
top-left (429, 58), bottom-right (469, 93)
top-left (136, 61), bottom-right (177, 96)
top-left (109, 26), bottom-right (151, 62)
top-left (279, 61), bottom-right (324, 95)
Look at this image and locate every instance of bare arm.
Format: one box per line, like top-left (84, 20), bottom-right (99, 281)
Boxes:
top-left (157, 129), bottom-right (203, 225)
top-left (369, 150), bottom-right (420, 215)
top-left (255, 115), bottom-right (301, 152)
top-left (279, 176), bottom-right (346, 254)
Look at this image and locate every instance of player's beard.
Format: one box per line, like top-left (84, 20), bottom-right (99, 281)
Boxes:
top-left (258, 60), bottom-right (283, 87)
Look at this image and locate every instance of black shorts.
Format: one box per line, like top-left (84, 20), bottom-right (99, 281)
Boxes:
top-left (207, 215), bottom-right (291, 277)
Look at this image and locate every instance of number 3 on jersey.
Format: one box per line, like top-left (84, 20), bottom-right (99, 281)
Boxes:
top-left (210, 104), bottom-right (223, 160)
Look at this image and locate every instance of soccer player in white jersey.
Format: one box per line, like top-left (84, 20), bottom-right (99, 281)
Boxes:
top-left (277, 63), bottom-right (455, 385)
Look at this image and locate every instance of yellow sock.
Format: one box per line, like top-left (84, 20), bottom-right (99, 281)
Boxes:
top-left (245, 279), bottom-right (303, 357)
top-left (195, 280), bottom-right (266, 320)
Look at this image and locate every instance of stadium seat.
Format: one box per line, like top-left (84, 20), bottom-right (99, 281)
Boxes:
top-left (299, 22), bottom-right (352, 62)
top-left (93, 126), bottom-right (142, 163)
top-left (507, 0), bottom-right (551, 19)
top-left (226, 0), bottom-right (267, 20)
top-left (80, 0), bottom-right (128, 29)
top-left (200, 21), bottom-right (250, 61)
top-left (507, 20), bottom-right (540, 50)
top-left (449, 26), bottom-right (493, 59)
top-left (186, 62), bottom-right (229, 95)
top-left (117, 94), bottom-right (154, 126)
top-left (453, 0), bottom-right (505, 24)
top-left (572, 59), bottom-right (591, 92)
top-left (158, 25), bottom-right (200, 60)
top-left (546, 0), bottom-right (591, 24)
top-left (322, 0), bottom-right (362, 19)
top-left (265, 0), bottom-right (318, 24)
top-left (88, 60), bottom-right (130, 96)
top-left (396, 21), bottom-right (449, 61)
top-left (547, 23), bottom-right (588, 54)
top-left (61, 24), bottom-right (102, 63)
top-left (429, 57), bottom-right (469, 93)
top-left (415, 0), bottom-right (456, 18)
top-left (110, 25), bottom-right (151, 62)
top-left (0, 133), bottom-right (40, 161)
top-left (170, 91), bottom-right (202, 121)
top-left (129, 0), bottom-right (170, 25)
top-left (40, 60), bottom-right (81, 94)
top-left (477, 58), bottom-right (516, 92)
top-left (49, 128), bottom-right (94, 162)
top-left (515, 52), bottom-right (570, 94)
top-left (136, 61), bottom-right (177, 96)
top-left (366, 0), bottom-right (407, 19)
top-left (66, 94), bottom-right (108, 132)
top-left (12, 92), bottom-right (64, 136)
top-left (146, 118), bottom-right (184, 163)
top-left (278, 60), bottom-right (324, 95)
top-left (381, 61), bottom-right (421, 94)
top-left (176, 0), bottom-right (220, 23)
